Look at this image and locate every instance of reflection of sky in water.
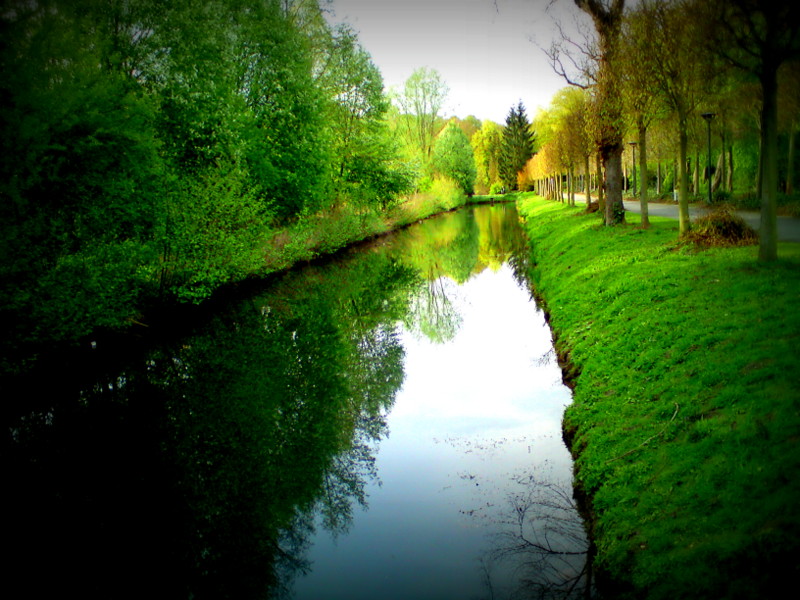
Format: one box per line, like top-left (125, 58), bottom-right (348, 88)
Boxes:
top-left (294, 263), bottom-right (576, 600)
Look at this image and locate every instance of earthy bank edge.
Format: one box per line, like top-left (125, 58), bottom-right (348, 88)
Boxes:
top-left (515, 195), bottom-right (800, 599)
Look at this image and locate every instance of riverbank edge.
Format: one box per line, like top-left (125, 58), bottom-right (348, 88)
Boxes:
top-left (515, 194), bottom-right (800, 599)
top-left (5, 193), bottom-right (511, 377)
top-left (154, 192), bottom-right (513, 319)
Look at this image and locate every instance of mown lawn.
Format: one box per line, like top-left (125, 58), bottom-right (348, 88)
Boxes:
top-left (516, 195), bottom-right (800, 599)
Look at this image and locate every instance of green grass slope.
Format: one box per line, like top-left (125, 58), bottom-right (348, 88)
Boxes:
top-left (516, 195), bottom-right (800, 599)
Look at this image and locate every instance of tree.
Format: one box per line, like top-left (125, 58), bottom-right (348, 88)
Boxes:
top-left (549, 88), bottom-right (592, 206)
top-left (394, 67), bottom-right (449, 165)
top-left (315, 26), bottom-right (411, 209)
top-left (499, 101), bottom-right (536, 190)
top-left (703, 0), bottom-right (800, 261)
top-left (573, 0), bottom-right (627, 225)
top-left (635, 0), bottom-right (718, 235)
top-left (432, 121), bottom-right (477, 195)
top-left (619, 6), bottom-right (666, 227)
top-left (472, 120), bottom-right (504, 193)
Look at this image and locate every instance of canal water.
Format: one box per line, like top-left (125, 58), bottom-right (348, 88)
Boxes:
top-left (4, 203), bottom-right (588, 600)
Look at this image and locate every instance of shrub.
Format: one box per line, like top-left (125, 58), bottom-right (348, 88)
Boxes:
top-left (429, 176), bottom-right (467, 211)
top-left (489, 181), bottom-right (506, 195)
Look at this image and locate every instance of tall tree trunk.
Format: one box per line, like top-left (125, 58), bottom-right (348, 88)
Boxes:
top-left (574, 0), bottom-right (625, 225)
top-left (657, 162), bottom-right (662, 195)
top-left (596, 153), bottom-right (604, 215)
top-left (585, 153), bottom-right (592, 206)
top-left (623, 163), bottom-right (628, 192)
top-left (678, 119), bottom-right (691, 234)
top-left (787, 121), bottom-right (796, 195)
top-left (605, 151), bottom-right (624, 223)
top-left (720, 130), bottom-right (727, 194)
top-left (673, 157), bottom-right (678, 194)
top-left (570, 168), bottom-right (576, 206)
top-left (638, 118), bottom-right (649, 228)
top-left (712, 152), bottom-right (724, 193)
top-left (693, 148), bottom-right (700, 195)
top-left (728, 145), bottom-right (734, 192)
top-left (756, 133), bottom-right (763, 197)
top-left (759, 63), bottom-right (779, 261)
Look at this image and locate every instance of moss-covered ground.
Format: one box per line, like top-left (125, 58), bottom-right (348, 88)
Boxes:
top-left (516, 194), bottom-right (800, 599)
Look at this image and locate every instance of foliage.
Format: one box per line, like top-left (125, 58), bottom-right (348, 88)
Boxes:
top-left (517, 195), bottom-right (800, 599)
top-left (0, 0), bottom-right (426, 358)
top-left (701, 0), bottom-right (800, 260)
top-left (431, 121), bottom-right (477, 195)
top-left (427, 176), bottom-right (468, 212)
top-left (318, 25), bottom-right (412, 209)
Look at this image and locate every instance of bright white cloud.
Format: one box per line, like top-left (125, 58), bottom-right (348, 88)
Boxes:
top-left (327, 0), bottom-right (583, 124)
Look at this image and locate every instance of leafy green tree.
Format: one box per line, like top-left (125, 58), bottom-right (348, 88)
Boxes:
top-left (0, 0), bottom-right (164, 348)
top-left (472, 121), bottom-right (504, 193)
top-left (619, 5), bottom-right (667, 227)
top-left (0, 0), bottom-right (431, 362)
top-left (456, 115), bottom-right (482, 142)
top-left (545, 88), bottom-right (592, 206)
top-left (318, 26), bottom-right (412, 209)
top-left (499, 101), bottom-right (536, 190)
top-left (394, 67), bottom-right (449, 164)
top-left (432, 121), bottom-right (477, 195)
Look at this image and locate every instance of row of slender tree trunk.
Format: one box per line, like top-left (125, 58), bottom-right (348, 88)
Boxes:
top-left (532, 150), bottom-right (736, 202)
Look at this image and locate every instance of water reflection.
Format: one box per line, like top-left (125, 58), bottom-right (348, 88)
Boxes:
top-left (2, 203), bottom-right (585, 599)
top-left (484, 474), bottom-right (592, 599)
top-left (294, 204), bottom-right (588, 600)
top-left (4, 249), bottom-right (416, 599)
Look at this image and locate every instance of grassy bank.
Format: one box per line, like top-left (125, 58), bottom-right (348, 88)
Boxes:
top-left (516, 195), bottom-right (800, 599)
top-left (257, 190), bottom-right (507, 274)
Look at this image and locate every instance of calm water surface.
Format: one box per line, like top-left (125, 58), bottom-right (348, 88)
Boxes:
top-left (4, 203), bottom-right (588, 600)
top-left (293, 204), bottom-right (585, 600)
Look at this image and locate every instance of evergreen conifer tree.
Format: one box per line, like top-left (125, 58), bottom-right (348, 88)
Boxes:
top-left (499, 101), bottom-right (536, 190)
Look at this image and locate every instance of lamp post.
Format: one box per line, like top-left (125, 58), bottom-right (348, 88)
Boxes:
top-left (701, 113), bottom-right (716, 204)
top-left (629, 141), bottom-right (638, 197)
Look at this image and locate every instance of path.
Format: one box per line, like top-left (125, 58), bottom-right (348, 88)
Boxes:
top-left (569, 194), bottom-right (800, 242)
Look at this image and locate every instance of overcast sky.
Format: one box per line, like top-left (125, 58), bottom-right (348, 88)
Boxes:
top-left (326, 0), bottom-right (583, 124)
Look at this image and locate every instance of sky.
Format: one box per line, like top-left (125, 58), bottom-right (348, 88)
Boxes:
top-left (326, 0), bottom-right (583, 124)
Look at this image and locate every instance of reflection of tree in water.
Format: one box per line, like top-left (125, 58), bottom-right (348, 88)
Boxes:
top-left (3, 250), bottom-right (415, 600)
top-left (404, 272), bottom-right (463, 343)
top-left (483, 473), bottom-right (594, 600)
top-left (474, 204), bottom-right (531, 275)
top-left (392, 203), bottom-right (536, 345)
